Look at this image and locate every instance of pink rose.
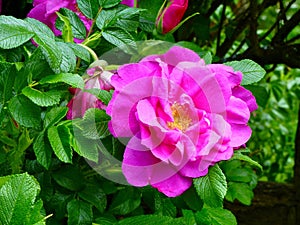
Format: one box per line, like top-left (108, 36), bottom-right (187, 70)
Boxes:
top-left (67, 61), bottom-right (113, 119)
top-left (107, 46), bottom-right (257, 197)
top-left (121, 0), bottom-right (135, 7)
top-left (156, 0), bottom-right (188, 34)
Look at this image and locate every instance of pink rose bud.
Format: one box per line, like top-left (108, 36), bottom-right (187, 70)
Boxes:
top-left (156, 0), bottom-right (188, 34)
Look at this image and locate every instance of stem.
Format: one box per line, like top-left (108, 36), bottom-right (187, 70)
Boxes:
top-left (78, 44), bottom-right (98, 61)
top-left (86, 7), bottom-right (103, 39)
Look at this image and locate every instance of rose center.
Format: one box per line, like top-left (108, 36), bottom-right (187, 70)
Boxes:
top-left (167, 103), bottom-right (192, 131)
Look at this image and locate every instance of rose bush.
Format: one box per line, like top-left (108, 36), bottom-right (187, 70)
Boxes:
top-left (107, 46), bottom-right (257, 197)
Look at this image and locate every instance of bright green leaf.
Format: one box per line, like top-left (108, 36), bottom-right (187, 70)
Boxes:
top-left (47, 125), bottom-right (73, 163)
top-left (33, 132), bottom-right (53, 169)
top-left (56, 12), bottom-right (74, 42)
top-left (44, 107), bottom-right (68, 129)
top-left (40, 72), bottom-right (84, 89)
top-left (8, 95), bottom-right (41, 128)
top-left (56, 42), bottom-right (77, 73)
top-left (117, 215), bottom-right (182, 225)
top-left (0, 16), bottom-right (34, 49)
top-left (22, 86), bottom-right (62, 107)
top-left (195, 207), bottom-right (237, 225)
top-left (25, 17), bottom-right (55, 39)
top-left (66, 43), bottom-right (91, 62)
top-left (231, 152), bottom-right (263, 171)
top-left (225, 59), bottom-right (266, 85)
top-left (99, 0), bottom-right (121, 9)
top-left (77, 0), bottom-right (100, 19)
top-left (193, 164), bottom-right (227, 208)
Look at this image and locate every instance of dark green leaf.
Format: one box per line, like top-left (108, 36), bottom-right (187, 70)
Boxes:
top-left (78, 184), bottom-right (107, 213)
top-left (226, 182), bottom-right (254, 206)
top-left (0, 62), bottom-right (15, 104)
top-left (48, 125), bottom-right (73, 163)
top-left (40, 72), bottom-right (84, 89)
top-left (56, 42), bottom-right (77, 73)
top-left (52, 165), bottom-right (85, 191)
top-left (117, 215), bottom-right (182, 225)
top-left (231, 152), bottom-right (263, 171)
top-left (244, 85), bottom-right (269, 108)
top-left (225, 59), bottom-right (266, 85)
top-left (195, 207), bottom-right (237, 225)
top-left (102, 28), bottom-right (137, 54)
top-left (96, 8), bottom-right (118, 30)
top-left (66, 43), bottom-right (91, 62)
top-left (8, 95), bottom-right (41, 128)
top-left (193, 164), bottom-right (227, 208)
top-left (22, 86), bottom-right (62, 107)
top-left (33, 132), bottom-right (53, 169)
top-left (99, 0), bottom-right (121, 9)
top-left (67, 199), bottom-right (93, 225)
top-left (77, 0), bottom-right (100, 19)
top-left (0, 16), bottom-right (34, 49)
top-left (44, 107), bottom-right (68, 129)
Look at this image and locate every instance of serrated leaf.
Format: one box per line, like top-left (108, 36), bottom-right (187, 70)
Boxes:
top-left (56, 12), bottom-right (74, 42)
top-left (102, 28), bottom-right (137, 54)
top-left (193, 164), bottom-right (227, 208)
top-left (8, 95), bottom-right (41, 128)
top-left (195, 207), bottom-right (237, 225)
top-left (40, 73), bottom-right (84, 89)
top-left (48, 125), bottom-right (73, 163)
top-left (226, 182), bottom-right (254, 206)
top-left (66, 43), bottom-right (90, 62)
top-left (22, 86), bottom-right (62, 107)
top-left (84, 89), bottom-right (113, 105)
top-left (77, 0), bottom-right (100, 19)
top-left (96, 8), bottom-right (118, 29)
top-left (231, 152), bottom-right (263, 170)
top-left (25, 17), bottom-right (55, 39)
top-left (78, 184), bottom-right (107, 213)
top-left (0, 173), bottom-right (45, 225)
top-left (117, 215), bottom-right (181, 225)
top-left (225, 59), bottom-right (266, 85)
top-left (56, 42), bottom-right (77, 73)
top-left (33, 36), bottom-right (62, 73)
top-left (78, 108), bottom-right (111, 139)
top-left (44, 107), bottom-right (68, 129)
top-left (99, 0), bottom-right (121, 9)
top-left (33, 132), bottom-right (53, 169)
top-left (67, 199), bottom-right (93, 225)
top-left (56, 8), bottom-right (87, 40)
top-left (0, 62), bottom-right (15, 104)
top-left (0, 16), bottom-right (34, 49)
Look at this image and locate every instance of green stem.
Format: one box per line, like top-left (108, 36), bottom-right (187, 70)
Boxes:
top-left (78, 44), bottom-right (98, 61)
top-left (86, 6), bottom-right (103, 39)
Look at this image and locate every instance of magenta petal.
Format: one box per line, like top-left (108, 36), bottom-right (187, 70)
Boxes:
top-left (230, 123), bottom-right (252, 147)
top-left (227, 96), bottom-right (250, 124)
top-left (208, 64), bottom-right (242, 88)
top-left (151, 173), bottom-right (192, 197)
top-left (121, 0), bottom-right (135, 7)
top-left (232, 86), bottom-right (258, 112)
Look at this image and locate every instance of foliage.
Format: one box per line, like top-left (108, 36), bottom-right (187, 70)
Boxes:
top-left (0, 0), bottom-right (299, 224)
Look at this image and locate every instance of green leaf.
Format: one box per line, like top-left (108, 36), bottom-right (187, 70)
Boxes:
top-left (70, 128), bottom-right (99, 162)
top-left (0, 173), bottom-right (45, 225)
top-left (25, 17), bottom-right (55, 39)
top-left (66, 43), bottom-right (91, 62)
top-left (33, 36), bottom-right (62, 73)
top-left (182, 186), bottom-right (204, 211)
top-left (225, 167), bottom-right (254, 183)
top-left (40, 72), bottom-right (84, 89)
top-left (77, 0), bottom-right (100, 19)
top-left (0, 16), bottom-right (34, 49)
top-left (0, 62), bottom-right (15, 105)
top-left (22, 86), bottom-right (62, 107)
top-left (78, 184), bottom-right (107, 213)
top-left (44, 107), bottom-right (68, 129)
top-left (56, 42), bottom-right (77, 73)
top-left (244, 85), bottom-right (269, 108)
top-left (99, 0), bottom-right (121, 9)
top-left (33, 132), bottom-right (53, 169)
top-left (193, 164), bottom-right (227, 208)
top-left (56, 8), bottom-right (87, 40)
top-left (56, 12), bottom-right (74, 42)
top-left (8, 95), bottom-right (41, 128)
top-left (231, 152), bottom-right (263, 171)
top-left (226, 182), bottom-right (254, 206)
top-left (109, 187), bottom-right (141, 215)
top-left (84, 89), bottom-right (113, 105)
top-left (117, 215), bottom-right (182, 225)
top-left (102, 28), bottom-right (137, 54)
top-left (182, 210), bottom-right (197, 225)
top-left (195, 207), bottom-right (237, 225)
top-left (67, 199), bottom-right (93, 225)
top-left (78, 108), bottom-right (111, 139)
top-left (225, 59), bottom-right (266, 85)
top-left (52, 165), bottom-right (85, 191)
top-left (96, 8), bottom-right (118, 29)
top-left (48, 125), bottom-right (73, 163)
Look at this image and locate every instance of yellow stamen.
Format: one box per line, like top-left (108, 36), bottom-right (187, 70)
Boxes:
top-left (167, 103), bottom-right (192, 131)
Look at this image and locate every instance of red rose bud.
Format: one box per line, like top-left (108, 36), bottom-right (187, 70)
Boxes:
top-left (156, 0), bottom-right (188, 34)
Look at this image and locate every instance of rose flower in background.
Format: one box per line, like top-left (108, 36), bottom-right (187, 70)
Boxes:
top-left (107, 46), bottom-right (257, 197)
top-left (67, 60), bottom-right (113, 119)
top-left (156, 0), bottom-right (189, 34)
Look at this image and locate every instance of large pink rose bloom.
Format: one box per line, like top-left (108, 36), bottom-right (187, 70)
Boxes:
top-left (107, 46), bottom-right (257, 197)
top-left (156, 0), bottom-right (188, 34)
